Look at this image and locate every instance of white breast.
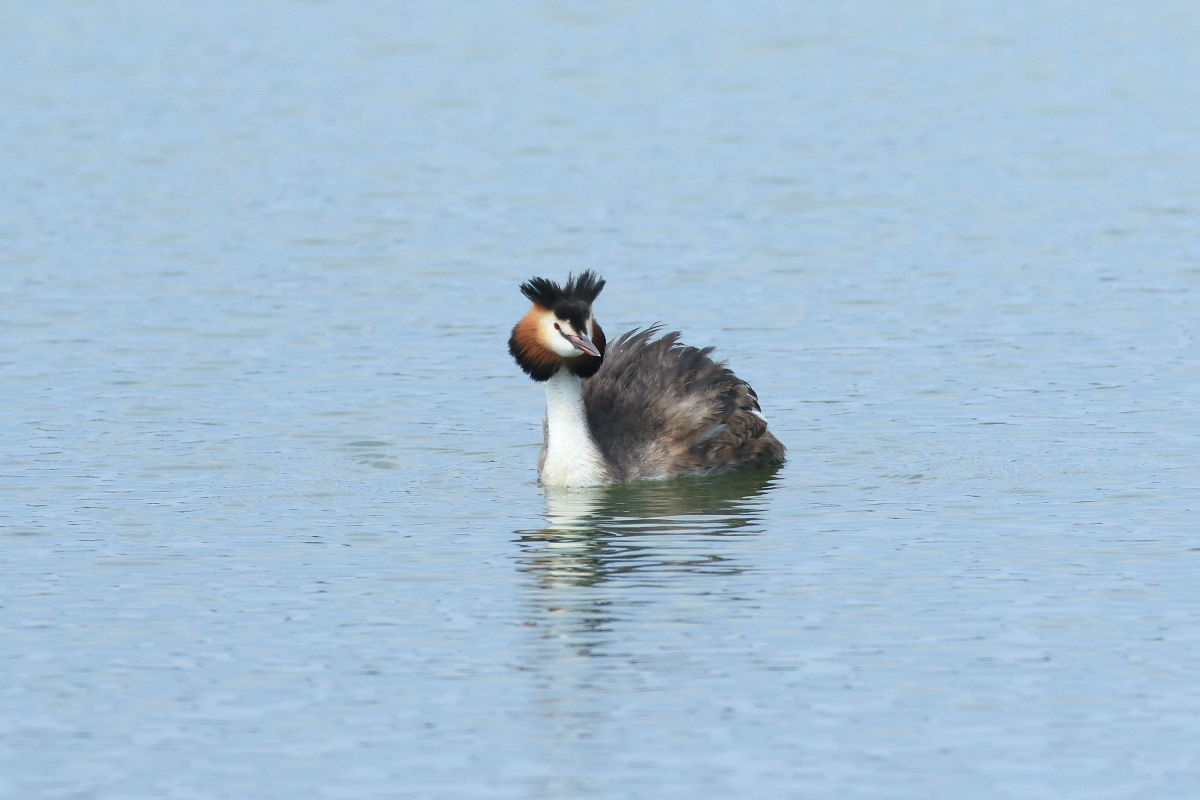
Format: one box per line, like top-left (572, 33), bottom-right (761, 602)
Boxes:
top-left (540, 370), bottom-right (609, 487)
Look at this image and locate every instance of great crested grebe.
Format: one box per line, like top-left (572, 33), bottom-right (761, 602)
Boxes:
top-left (508, 271), bottom-right (785, 487)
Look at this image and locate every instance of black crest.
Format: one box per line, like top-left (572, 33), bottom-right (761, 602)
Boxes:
top-left (519, 270), bottom-right (606, 308)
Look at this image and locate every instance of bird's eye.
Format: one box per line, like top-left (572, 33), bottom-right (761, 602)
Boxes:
top-left (553, 323), bottom-right (562, 331)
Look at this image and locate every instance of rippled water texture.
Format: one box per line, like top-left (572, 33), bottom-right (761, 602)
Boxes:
top-left (3, 2), bottom-right (1199, 798)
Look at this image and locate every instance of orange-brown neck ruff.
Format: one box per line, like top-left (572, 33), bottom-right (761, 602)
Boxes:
top-left (509, 305), bottom-right (561, 381)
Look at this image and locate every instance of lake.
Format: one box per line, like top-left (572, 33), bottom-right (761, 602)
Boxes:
top-left (2, 1), bottom-right (1198, 798)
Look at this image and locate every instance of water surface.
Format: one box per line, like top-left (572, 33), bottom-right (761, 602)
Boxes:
top-left (3, 2), bottom-right (1199, 798)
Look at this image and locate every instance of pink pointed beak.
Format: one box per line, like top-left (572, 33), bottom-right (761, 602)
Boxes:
top-left (564, 332), bottom-right (601, 357)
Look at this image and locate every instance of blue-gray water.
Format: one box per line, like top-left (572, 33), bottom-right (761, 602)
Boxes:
top-left (3, 2), bottom-right (1199, 798)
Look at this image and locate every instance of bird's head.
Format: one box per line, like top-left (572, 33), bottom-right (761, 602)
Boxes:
top-left (508, 270), bottom-right (607, 381)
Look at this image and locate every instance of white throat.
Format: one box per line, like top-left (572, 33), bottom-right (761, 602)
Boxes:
top-left (540, 369), bottom-right (609, 487)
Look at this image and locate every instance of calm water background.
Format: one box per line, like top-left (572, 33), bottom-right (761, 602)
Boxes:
top-left (3, 1), bottom-right (1199, 798)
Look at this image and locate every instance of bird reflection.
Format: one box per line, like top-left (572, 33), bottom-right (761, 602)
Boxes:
top-left (515, 466), bottom-right (781, 590)
top-left (513, 467), bottom-right (783, 739)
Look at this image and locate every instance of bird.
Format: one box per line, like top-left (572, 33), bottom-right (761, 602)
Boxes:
top-left (508, 270), bottom-right (785, 487)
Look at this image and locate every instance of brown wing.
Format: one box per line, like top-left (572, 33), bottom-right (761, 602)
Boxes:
top-left (582, 327), bottom-right (785, 482)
